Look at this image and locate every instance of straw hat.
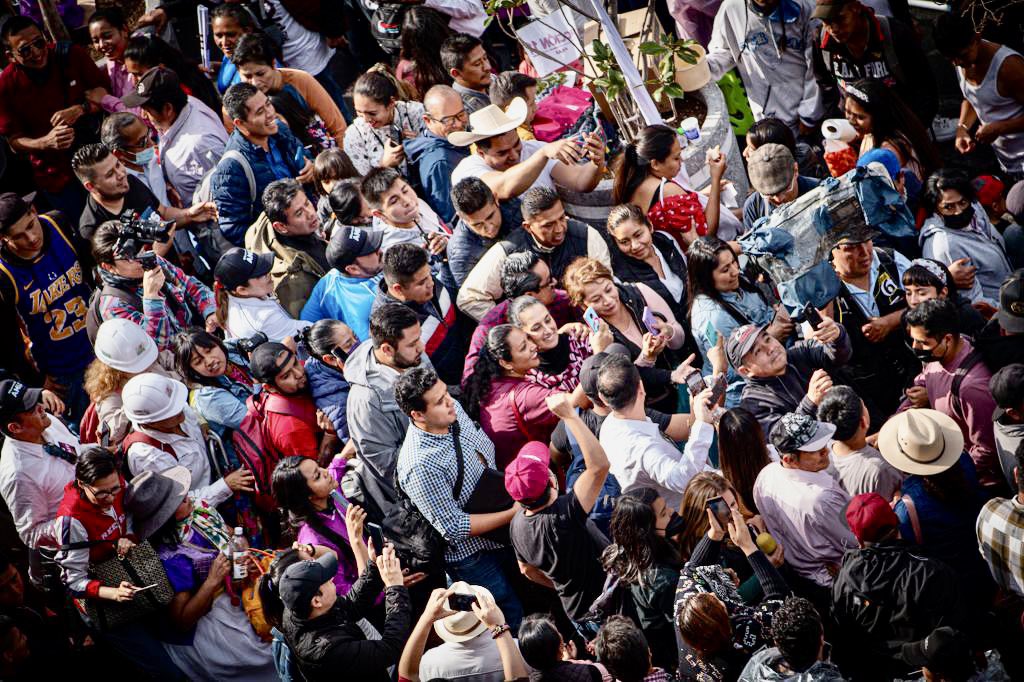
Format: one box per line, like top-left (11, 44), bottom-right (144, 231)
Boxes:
top-left (877, 409), bottom-right (964, 476)
top-left (433, 582), bottom-right (493, 643)
top-left (447, 98), bottom-right (528, 147)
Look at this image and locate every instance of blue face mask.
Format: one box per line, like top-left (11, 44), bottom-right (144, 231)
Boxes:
top-left (134, 145), bottom-right (156, 166)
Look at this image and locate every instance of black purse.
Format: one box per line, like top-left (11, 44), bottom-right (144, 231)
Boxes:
top-left (453, 422), bottom-right (514, 546)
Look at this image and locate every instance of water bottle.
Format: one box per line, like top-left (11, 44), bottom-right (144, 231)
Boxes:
top-left (231, 527), bottom-right (249, 581)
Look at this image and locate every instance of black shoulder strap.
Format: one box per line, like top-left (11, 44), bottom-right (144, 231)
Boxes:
top-left (950, 349), bottom-right (985, 421)
top-left (451, 421), bottom-right (466, 503)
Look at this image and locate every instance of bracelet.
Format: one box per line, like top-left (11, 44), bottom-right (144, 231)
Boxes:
top-left (957, 122), bottom-right (970, 131)
top-left (490, 624), bottom-right (510, 639)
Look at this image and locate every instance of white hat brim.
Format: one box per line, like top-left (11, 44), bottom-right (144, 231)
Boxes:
top-left (878, 408), bottom-right (965, 476)
top-left (447, 97), bottom-right (528, 147)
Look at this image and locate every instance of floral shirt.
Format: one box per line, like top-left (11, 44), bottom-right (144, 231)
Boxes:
top-left (343, 100), bottom-right (426, 176)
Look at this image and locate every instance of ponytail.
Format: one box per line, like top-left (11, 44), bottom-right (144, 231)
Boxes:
top-left (611, 125), bottom-right (677, 205)
top-left (213, 283), bottom-right (231, 330)
top-left (460, 324), bottom-right (516, 420)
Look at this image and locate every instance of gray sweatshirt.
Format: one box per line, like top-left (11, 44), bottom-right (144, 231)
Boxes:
top-left (706, 0), bottom-right (824, 131)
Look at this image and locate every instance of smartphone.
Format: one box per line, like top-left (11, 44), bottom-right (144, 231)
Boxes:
top-left (641, 306), bottom-right (660, 335)
top-left (388, 124), bottom-right (403, 146)
top-left (132, 583), bottom-right (158, 593)
top-left (684, 370), bottom-right (705, 396)
top-left (708, 373), bottom-right (727, 406)
top-left (706, 496), bottom-right (731, 529)
top-left (583, 306), bottom-right (601, 333)
top-left (803, 302), bottom-right (824, 330)
top-left (330, 489), bottom-right (349, 513)
top-left (366, 522), bottom-right (386, 550)
top-left (448, 592), bottom-right (479, 612)
top-left (704, 320), bottom-right (720, 346)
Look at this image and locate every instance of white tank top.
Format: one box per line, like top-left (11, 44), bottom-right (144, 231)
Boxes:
top-left (957, 44), bottom-right (1024, 175)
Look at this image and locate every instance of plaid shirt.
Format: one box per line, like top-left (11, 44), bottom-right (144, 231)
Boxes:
top-left (396, 401), bottom-right (501, 563)
top-left (98, 256), bottom-right (216, 352)
top-left (976, 495), bottom-right (1024, 598)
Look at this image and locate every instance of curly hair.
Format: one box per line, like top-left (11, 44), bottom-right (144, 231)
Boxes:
top-left (561, 257), bottom-right (614, 307)
top-left (84, 358), bottom-right (134, 403)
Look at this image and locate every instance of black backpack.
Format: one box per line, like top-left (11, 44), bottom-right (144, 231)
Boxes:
top-left (357, 0), bottom-right (422, 55)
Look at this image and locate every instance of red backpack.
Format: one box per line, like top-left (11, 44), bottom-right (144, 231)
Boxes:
top-left (232, 392), bottom-right (314, 511)
top-left (79, 403), bottom-right (101, 445)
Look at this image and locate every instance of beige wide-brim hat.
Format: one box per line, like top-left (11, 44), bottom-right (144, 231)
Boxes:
top-left (878, 408), bottom-right (965, 476)
top-left (433, 582), bottom-right (494, 643)
top-left (447, 97), bottom-right (528, 147)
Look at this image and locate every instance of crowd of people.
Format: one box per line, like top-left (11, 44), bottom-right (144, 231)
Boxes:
top-left (0, 0), bottom-right (1022, 678)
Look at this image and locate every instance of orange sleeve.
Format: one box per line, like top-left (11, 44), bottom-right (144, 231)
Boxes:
top-left (281, 69), bottom-right (347, 147)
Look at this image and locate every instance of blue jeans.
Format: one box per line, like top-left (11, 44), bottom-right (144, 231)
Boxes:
top-left (271, 627), bottom-right (294, 682)
top-left (49, 368), bottom-right (89, 433)
top-left (447, 547), bottom-right (523, 632)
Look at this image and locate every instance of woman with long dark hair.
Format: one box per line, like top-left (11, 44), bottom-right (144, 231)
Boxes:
top-left (844, 78), bottom-right (941, 202)
top-left (517, 614), bottom-right (602, 681)
top-left (343, 71), bottom-right (426, 176)
top-left (173, 328), bottom-right (256, 444)
top-left (461, 324), bottom-right (586, 469)
top-left (716, 408), bottom-right (777, 514)
top-left (300, 320), bottom-right (359, 440)
top-left (507, 295), bottom-right (609, 392)
top-left (122, 34), bottom-right (221, 112)
top-left (396, 7), bottom-right (452, 99)
top-left (687, 237), bottom-right (789, 407)
top-left (271, 457), bottom-right (370, 598)
top-left (612, 124), bottom-right (728, 250)
top-left (600, 488), bottom-right (684, 673)
top-left (605, 204), bottom-right (690, 323)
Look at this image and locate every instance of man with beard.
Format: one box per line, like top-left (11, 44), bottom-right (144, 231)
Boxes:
top-left (246, 342), bottom-right (323, 461)
top-left (73, 143), bottom-right (216, 244)
top-left (344, 303), bottom-right (433, 483)
top-left (0, 16), bottom-right (110, 218)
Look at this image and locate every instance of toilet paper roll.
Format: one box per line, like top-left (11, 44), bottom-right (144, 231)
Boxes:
top-left (821, 118), bottom-right (858, 143)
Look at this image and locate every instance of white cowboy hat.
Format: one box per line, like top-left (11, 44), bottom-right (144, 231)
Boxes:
top-left (447, 97), bottom-right (528, 147)
top-left (433, 582), bottom-right (494, 643)
top-left (877, 408), bottom-right (964, 476)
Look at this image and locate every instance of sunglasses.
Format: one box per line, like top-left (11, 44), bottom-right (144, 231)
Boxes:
top-left (14, 37), bottom-right (46, 58)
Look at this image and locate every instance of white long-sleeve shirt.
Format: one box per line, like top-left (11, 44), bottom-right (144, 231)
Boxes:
top-left (225, 294), bottom-right (310, 342)
top-left (599, 416), bottom-right (713, 511)
top-left (424, 0), bottom-right (486, 36)
top-left (0, 416), bottom-right (79, 549)
top-left (126, 406), bottom-right (231, 507)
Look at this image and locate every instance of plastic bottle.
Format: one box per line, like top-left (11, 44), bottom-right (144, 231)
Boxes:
top-left (231, 527), bottom-right (249, 581)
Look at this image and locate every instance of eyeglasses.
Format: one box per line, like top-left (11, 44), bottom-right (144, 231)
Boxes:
top-left (84, 482), bottom-right (122, 499)
top-left (428, 109), bottom-right (468, 127)
top-left (14, 37), bottom-right (46, 58)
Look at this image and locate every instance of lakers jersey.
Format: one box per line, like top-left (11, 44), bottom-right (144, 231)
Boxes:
top-left (0, 214), bottom-right (94, 376)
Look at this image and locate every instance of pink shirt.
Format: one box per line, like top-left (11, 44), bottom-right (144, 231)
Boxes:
top-left (480, 377), bottom-right (560, 470)
top-left (901, 338), bottom-right (1000, 487)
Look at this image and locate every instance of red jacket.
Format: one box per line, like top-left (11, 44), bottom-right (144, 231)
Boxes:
top-left (55, 480), bottom-right (131, 598)
top-left (264, 392), bottom-right (321, 459)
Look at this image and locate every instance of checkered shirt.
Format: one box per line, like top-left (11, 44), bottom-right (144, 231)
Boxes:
top-left (976, 495), bottom-right (1024, 598)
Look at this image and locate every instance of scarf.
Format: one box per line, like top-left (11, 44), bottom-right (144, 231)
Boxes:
top-left (528, 335), bottom-right (591, 391)
top-left (178, 498), bottom-right (233, 553)
top-left (98, 267), bottom-right (142, 291)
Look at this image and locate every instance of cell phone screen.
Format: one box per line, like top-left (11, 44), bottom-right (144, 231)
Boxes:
top-left (684, 371), bottom-right (705, 396)
top-left (706, 496), bottom-right (731, 529)
top-left (708, 373), bottom-right (727, 406)
top-left (583, 307), bottom-right (601, 333)
top-left (641, 306), bottom-right (660, 335)
top-left (449, 593), bottom-right (478, 612)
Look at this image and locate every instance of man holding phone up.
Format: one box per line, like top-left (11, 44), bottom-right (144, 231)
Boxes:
top-left (729, 312), bottom-right (852, 438)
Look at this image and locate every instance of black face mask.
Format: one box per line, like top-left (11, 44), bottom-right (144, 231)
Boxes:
top-left (942, 209), bottom-right (973, 230)
top-left (909, 338), bottom-right (946, 364)
top-left (662, 512), bottom-right (687, 538)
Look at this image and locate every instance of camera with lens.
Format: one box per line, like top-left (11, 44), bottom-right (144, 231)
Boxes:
top-left (113, 211), bottom-right (174, 263)
top-left (236, 332), bottom-right (269, 354)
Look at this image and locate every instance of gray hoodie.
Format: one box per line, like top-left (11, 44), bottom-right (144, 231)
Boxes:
top-left (706, 0), bottom-right (824, 131)
top-left (920, 203), bottom-right (1013, 307)
top-left (994, 411), bottom-right (1024, 492)
top-left (739, 648), bottom-right (847, 681)
top-left (343, 340), bottom-right (432, 482)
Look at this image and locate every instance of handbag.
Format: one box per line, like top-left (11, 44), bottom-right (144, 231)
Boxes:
top-left (453, 421), bottom-right (514, 546)
top-left (63, 540), bottom-right (175, 631)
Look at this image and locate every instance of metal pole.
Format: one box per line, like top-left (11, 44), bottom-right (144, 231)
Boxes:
top-left (583, 0), bottom-right (662, 127)
top-left (37, 0), bottom-right (70, 43)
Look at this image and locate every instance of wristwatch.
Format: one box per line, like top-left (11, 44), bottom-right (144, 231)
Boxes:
top-left (490, 624), bottom-right (510, 639)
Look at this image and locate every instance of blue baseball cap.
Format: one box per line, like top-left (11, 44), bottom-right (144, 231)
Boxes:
top-left (857, 148), bottom-right (901, 182)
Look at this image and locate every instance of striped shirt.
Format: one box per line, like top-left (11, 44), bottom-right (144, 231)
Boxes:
top-left (976, 495), bottom-right (1024, 598)
top-left (396, 401), bottom-right (501, 563)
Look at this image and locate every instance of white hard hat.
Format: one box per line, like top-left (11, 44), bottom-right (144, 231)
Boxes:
top-left (122, 373), bottom-right (187, 424)
top-left (94, 319), bottom-right (158, 374)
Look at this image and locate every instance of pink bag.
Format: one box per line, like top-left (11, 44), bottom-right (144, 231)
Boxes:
top-left (533, 86), bottom-right (594, 142)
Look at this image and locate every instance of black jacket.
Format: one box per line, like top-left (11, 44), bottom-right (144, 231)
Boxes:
top-left (282, 564), bottom-right (411, 682)
top-left (739, 324), bottom-right (852, 437)
top-left (831, 540), bottom-right (966, 680)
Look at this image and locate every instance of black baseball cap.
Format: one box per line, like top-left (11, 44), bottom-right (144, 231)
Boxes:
top-left (812, 0), bottom-right (854, 20)
top-left (579, 344), bottom-right (630, 402)
top-left (0, 192), bottom-right (36, 233)
top-left (249, 342), bottom-right (293, 383)
top-left (122, 67), bottom-right (181, 108)
top-left (996, 269), bottom-right (1024, 334)
top-left (326, 226), bottom-right (383, 270)
top-left (278, 553), bottom-right (339, 613)
top-left (214, 247), bottom-right (275, 291)
top-left (0, 379), bottom-right (43, 424)
top-left (900, 628), bottom-right (974, 678)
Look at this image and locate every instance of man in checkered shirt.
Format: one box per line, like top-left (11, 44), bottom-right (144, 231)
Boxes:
top-left (394, 366), bottom-right (522, 629)
top-left (976, 442), bottom-right (1024, 598)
